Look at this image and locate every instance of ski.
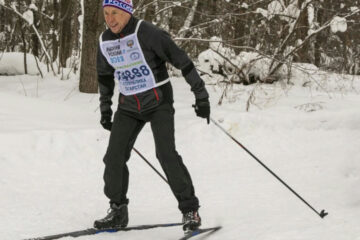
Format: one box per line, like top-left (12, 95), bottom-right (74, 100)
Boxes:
top-left (24, 222), bottom-right (182, 240)
top-left (179, 226), bottom-right (222, 240)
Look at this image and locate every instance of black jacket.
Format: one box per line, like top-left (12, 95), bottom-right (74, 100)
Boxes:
top-left (97, 16), bottom-right (208, 116)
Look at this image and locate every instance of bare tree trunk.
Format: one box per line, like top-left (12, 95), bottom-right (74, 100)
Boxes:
top-left (21, 29), bottom-right (28, 74)
top-left (314, 4), bottom-right (324, 67)
top-left (59, 0), bottom-right (73, 68)
top-left (153, 0), bottom-right (172, 32)
top-left (31, 9), bottom-right (39, 58)
top-left (154, 1), bottom-right (161, 24)
top-left (79, 0), bottom-right (101, 93)
top-left (52, 0), bottom-right (59, 62)
top-left (177, 0), bottom-right (198, 38)
top-left (294, 0), bottom-right (311, 63)
top-left (0, 5), bottom-right (3, 33)
top-left (72, 2), bottom-right (81, 53)
top-left (338, 31), bottom-right (351, 73)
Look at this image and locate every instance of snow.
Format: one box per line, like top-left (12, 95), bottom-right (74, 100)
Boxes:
top-left (0, 52), bottom-right (45, 76)
top-left (241, 2), bottom-right (248, 9)
top-left (0, 0), bottom-right (4, 6)
top-left (256, 7), bottom-right (269, 19)
top-left (282, 1), bottom-right (300, 21)
top-left (307, 4), bottom-right (315, 35)
top-left (1, 58), bottom-right (360, 240)
top-left (256, 1), bottom-right (302, 23)
top-left (0, 32), bottom-right (5, 42)
top-left (22, 10), bottom-right (34, 25)
top-left (198, 48), bottom-right (289, 83)
top-left (29, 3), bottom-right (38, 11)
top-left (330, 16), bottom-right (347, 33)
top-left (350, 6), bottom-right (359, 13)
top-left (267, 0), bottom-right (283, 19)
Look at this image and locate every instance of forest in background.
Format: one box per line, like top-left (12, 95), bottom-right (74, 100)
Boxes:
top-left (0, 0), bottom-right (359, 93)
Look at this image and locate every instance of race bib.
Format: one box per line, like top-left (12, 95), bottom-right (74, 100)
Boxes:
top-left (100, 20), bottom-right (157, 95)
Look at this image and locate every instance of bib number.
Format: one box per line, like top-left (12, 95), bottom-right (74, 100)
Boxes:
top-left (116, 65), bottom-right (150, 81)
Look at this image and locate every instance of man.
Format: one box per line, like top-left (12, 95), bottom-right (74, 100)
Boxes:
top-left (94, 0), bottom-right (210, 233)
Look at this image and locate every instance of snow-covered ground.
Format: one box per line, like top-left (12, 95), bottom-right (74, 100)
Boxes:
top-left (1, 68), bottom-right (360, 240)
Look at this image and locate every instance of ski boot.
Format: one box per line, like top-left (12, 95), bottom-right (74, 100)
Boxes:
top-left (182, 210), bottom-right (201, 234)
top-left (94, 203), bottom-right (129, 229)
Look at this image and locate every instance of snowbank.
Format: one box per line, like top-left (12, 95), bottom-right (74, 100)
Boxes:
top-left (0, 52), bottom-right (45, 76)
top-left (197, 41), bottom-right (288, 84)
top-left (330, 16), bottom-right (347, 33)
top-left (1, 73), bottom-right (360, 240)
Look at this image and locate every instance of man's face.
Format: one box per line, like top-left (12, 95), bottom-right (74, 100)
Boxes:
top-left (103, 6), bottom-right (131, 34)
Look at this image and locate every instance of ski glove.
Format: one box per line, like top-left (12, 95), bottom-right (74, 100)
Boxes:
top-left (193, 98), bottom-right (210, 124)
top-left (100, 115), bottom-right (112, 131)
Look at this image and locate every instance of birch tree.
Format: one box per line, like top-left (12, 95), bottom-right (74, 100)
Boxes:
top-left (177, 0), bottom-right (198, 38)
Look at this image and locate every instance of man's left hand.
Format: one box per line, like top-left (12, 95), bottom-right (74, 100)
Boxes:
top-left (193, 98), bottom-right (210, 124)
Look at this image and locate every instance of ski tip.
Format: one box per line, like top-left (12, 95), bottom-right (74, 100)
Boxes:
top-left (184, 226), bottom-right (222, 238)
top-left (206, 226), bottom-right (222, 232)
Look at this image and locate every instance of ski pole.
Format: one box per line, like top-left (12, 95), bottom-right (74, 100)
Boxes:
top-left (133, 147), bottom-right (169, 184)
top-left (210, 117), bottom-right (328, 219)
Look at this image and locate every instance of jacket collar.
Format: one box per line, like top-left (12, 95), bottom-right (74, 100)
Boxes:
top-left (111, 16), bottom-right (138, 38)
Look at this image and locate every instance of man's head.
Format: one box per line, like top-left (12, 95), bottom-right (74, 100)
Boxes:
top-left (103, 0), bottom-right (133, 34)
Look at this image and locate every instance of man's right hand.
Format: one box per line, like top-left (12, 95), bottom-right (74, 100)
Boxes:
top-left (100, 115), bottom-right (112, 131)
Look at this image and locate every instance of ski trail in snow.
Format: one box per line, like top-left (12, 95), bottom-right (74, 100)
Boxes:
top-left (1, 76), bottom-right (360, 239)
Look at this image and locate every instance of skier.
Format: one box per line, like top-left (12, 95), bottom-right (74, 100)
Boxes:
top-left (94, 0), bottom-right (210, 233)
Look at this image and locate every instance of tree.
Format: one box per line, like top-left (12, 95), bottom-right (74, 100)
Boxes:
top-left (1, 0), bottom-right (359, 81)
top-left (52, 0), bottom-right (59, 62)
top-left (79, 0), bottom-right (102, 93)
top-left (59, 0), bottom-right (73, 69)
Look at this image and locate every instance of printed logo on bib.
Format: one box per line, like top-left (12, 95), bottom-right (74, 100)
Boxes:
top-left (127, 40), bottom-right (134, 48)
top-left (130, 52), bottom-right (140, 60)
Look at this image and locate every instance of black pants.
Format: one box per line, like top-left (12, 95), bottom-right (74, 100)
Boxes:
top-left (102, 102), bottom-right (199, 213)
